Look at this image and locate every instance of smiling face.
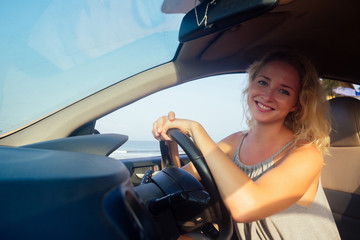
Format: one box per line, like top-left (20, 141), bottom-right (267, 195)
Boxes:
top-left (247, 60), bottom-right (300, 126)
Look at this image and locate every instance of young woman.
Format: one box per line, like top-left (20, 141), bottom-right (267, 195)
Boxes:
top-left (152, 50), bottom-right (340, 239)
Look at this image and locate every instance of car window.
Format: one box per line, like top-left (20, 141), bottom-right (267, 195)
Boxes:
top-left (0, 0), bottom-right (183, 137)
top-left (96, 77), bottom-right (360, 160)
top-left (96, 74), bottom-right (249, 159)
top-left (322, 79), bottom-right (360, 99)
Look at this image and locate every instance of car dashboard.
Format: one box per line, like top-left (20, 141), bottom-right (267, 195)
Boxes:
top-left (0, 135), bottom-right (161, 239)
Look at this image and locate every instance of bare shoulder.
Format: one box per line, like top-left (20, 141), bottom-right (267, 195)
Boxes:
top-left (217, 131), bottom-right (245, 158)
top-left (218, 131), bottom-right (245, 146)
top-left (280, 142), bottom-right (324, 170)
top-left (292, 142), bottom-right (323, 159)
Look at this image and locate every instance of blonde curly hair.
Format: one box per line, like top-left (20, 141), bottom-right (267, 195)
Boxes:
top-left (244, 50), bottom-right (331, 154)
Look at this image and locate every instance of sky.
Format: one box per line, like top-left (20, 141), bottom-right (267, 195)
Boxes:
top-left (96, 73), bottom-right (250, 142)
top-left (1, 1), bottom-right (250, 139)
top-left (0, 0), bottom-right (183, 135)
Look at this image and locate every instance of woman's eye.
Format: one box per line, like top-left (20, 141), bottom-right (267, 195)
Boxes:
top-left (258, 80), bottom-right (267, 86)
top-left (279, 89), bottom-right (290, 95)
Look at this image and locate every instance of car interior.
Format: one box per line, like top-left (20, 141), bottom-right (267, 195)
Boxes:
top-left (1, 0), bottom-right (359, 239)
top-left (322, 97), bottom-right (360, 239)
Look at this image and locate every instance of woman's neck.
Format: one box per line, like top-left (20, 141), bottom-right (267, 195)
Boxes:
top-left (248, 121), bottom-right (294, 145)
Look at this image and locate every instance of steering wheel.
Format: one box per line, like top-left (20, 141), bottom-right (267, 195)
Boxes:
top-left (160, 129), bottom-right (233, 239)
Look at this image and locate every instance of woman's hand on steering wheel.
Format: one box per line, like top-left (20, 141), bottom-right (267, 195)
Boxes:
top-left (152, 111), bottom-right (175, 141)
top-left (152, 111), bottom-right (194, 142)
top-left (153, 111), bottom-right (182, 168)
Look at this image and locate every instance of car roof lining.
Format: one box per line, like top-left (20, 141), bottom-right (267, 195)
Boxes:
top-left (175, 0), bottom-right (360, 84)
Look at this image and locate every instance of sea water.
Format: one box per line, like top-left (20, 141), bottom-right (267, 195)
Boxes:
top-left (110, 140), bottom-right (161, 159)
top-left (110, 140), bottom-right (186, 160)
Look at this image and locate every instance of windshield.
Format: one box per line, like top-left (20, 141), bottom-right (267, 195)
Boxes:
top-left (0, 0), bottom-right (183, 136)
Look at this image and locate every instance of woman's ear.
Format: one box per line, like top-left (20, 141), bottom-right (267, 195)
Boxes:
top-left (290, 101), bottom-right (300, 112)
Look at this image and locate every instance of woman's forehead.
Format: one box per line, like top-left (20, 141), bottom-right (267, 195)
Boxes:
top-left (258, 61), bottom-right (300, 85)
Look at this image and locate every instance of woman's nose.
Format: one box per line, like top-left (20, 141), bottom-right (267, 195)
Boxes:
top-left (262, 88), bottom-right (275, 101)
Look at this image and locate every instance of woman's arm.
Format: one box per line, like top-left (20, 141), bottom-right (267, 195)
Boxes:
top-left (158, 112), bottom-right (241, 181)
top-left (180, 133), bottom-right (241, 181)
top-left (153, 115), bottom-right (323, 223)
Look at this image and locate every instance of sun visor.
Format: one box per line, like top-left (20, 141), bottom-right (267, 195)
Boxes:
top-left (178, 0), bottom-right (279, 42)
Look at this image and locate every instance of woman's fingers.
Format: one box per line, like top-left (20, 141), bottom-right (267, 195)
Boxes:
top-left (152, 115), bottom-right (173, 141)
top-left (156, 116), bottom-right (165, 135)
top-left (152, 121), bottom-right (160, 138)
top-left (168, 111), bottom-right (175, 121)
top-left (152, 111), bottom-right (177, 140)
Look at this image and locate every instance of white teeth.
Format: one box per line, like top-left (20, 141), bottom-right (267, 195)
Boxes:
top-left (257, 102), bottom-right (272, 110)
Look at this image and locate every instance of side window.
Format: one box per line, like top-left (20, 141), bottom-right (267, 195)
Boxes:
top-left (96, 74), bottom-right (249, 159)
top-left (322, 79), bottom-right (360, 99)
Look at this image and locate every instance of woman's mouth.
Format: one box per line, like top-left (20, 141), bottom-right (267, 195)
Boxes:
top-left (255, 101), bottom-right (274, 111)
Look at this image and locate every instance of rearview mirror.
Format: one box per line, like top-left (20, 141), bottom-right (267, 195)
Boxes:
top-left (179, 0), bottom-right (279, 42)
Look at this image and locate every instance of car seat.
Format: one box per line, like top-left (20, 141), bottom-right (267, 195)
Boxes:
top-left (322, 97), bottom-right (360, 240)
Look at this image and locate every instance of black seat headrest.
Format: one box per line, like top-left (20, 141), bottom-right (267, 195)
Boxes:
top-left (329, 97), bottom-right (360, 147)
